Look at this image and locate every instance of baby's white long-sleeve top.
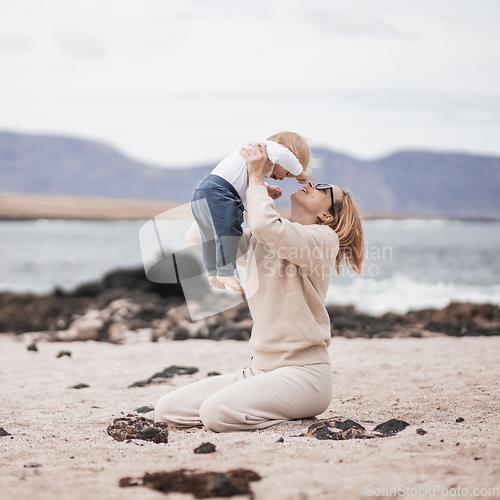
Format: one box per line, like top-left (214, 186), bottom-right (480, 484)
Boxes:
top-left (210, 140), bottom-right (303, 202)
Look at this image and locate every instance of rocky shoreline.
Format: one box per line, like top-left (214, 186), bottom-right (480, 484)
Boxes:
top-left (1, 266), bottom-right (499, 342)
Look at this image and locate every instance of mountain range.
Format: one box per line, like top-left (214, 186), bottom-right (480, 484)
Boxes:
top-left (1, 131), bottom-right (499, 219)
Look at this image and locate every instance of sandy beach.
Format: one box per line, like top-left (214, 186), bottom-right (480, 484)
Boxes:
top-left (0, 192), bottom-right (191, 220)
top-left (1, 334), bottom-right (499, 500)
top-left (0, 192), bottom-right (437, 221)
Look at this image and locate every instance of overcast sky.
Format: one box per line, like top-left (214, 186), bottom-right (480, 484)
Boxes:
top-left (1, 0), bottom-right (499, 167)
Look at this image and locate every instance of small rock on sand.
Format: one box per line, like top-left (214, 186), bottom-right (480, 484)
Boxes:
top-left (107, 415), bottom-right (168, 443)
top-left (194, 442), bottom-right (216, 454)
top-left (69, 384), bottom-right (89, 389)
top-left (27, 343), bottom-right (38, 352)
top-left (304, 421), bottom-right (377, 440)
top-left (134, 405), bottom-right (154, 414)
top-left (128, 365), bottom-right (199, 388)
top-left (373, 419), bottom-right (409, 436)
top-left (304, 418), bottom-right (409, 440)
top-left (0, 427), bottom-right (12, 437)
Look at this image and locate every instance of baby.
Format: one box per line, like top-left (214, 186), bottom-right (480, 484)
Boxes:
top-left (190, 131), bottom-right (314, 293)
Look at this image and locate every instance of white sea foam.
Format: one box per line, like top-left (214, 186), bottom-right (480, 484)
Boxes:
top-left (326, 273), bottom-right (500, 316)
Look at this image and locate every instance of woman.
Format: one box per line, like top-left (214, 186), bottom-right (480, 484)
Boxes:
top-left (155, 142), bottom-right (364, 432)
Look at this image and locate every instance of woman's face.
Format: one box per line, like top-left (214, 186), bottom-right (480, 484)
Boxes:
top-left (290, 181), bottom-right (342, 223)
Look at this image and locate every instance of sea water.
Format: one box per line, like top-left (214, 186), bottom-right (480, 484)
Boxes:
top-left (0, 219), bottom-right (499, 316)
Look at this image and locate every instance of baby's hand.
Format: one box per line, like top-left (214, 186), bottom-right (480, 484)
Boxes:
top-left (295, 171), bottom-right (309, 184)
top-left (267, 185), bottom-right (282, 200)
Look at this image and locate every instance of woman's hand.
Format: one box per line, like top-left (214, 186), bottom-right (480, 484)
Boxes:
top-left (239, 141), bottom-right (271, 186)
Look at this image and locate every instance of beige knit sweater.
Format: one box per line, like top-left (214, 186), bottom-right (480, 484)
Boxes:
top-left (187, 185), bottom-right (340, 370)
top-left (239, 185), bottom-right (339, 370)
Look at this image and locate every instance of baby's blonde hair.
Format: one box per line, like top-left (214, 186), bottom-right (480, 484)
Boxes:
top-left (267, 131), bottom-right (317, 175)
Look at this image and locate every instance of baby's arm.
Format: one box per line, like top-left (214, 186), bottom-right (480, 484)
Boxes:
top-left (295, 170), bottom-right (309, 184)
top-left (265, 140), bottom-right (303, 177)
top-left (266, 185), bottom-right (282, 200)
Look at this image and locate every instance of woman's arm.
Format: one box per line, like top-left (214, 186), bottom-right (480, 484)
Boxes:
top-left (240, 141), bottom-right (270, 188)
top-left (240, 142), bottom-right (338, 273)
top-left (246, 188), bottom-right (338, 272)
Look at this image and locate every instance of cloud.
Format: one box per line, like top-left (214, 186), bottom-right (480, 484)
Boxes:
top-left (0, 0), bottom-right (499, 164)
top-left (0, 33), bottom-right (34, 53)
top-left (332, 89), bottom-right (500, 123)
top-left (53, 22), bottom-right (106, 59)
top-left (300, 5), bottom-right (418, 40)
top-left (93, 88), bottom-right (499, 124)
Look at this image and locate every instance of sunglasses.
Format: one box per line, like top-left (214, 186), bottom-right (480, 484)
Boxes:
top-left (315, 183), bottom-right (336, 220)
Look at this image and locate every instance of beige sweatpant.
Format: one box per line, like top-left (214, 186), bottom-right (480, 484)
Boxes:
top-left (154, 363), bottom-right (333, 432)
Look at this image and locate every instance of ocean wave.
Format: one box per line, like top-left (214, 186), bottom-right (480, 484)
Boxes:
top-left (326, 273), bottom-right (500, 316)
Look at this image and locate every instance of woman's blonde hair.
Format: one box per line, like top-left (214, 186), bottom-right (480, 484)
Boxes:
top-left (267, 131), bottom-right (317, 175)
top-left (317, 188), bottom-right (365, 275)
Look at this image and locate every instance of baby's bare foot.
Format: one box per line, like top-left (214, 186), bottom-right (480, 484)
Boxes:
top-left (217, 275), bottom-right (245, 293)
top-left (209, 276), bottom-right (225, 289)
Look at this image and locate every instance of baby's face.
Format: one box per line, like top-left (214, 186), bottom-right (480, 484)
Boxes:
top-left (270, 163), bottom-right (295, 181)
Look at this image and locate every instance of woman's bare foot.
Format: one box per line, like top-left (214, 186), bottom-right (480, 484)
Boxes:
top-left (217, 275), bottom-right (245, 293)
top-left (209, 276), bottom-right (225, 289)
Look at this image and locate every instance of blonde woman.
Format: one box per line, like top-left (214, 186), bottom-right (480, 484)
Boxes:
top-left (155, 142), bottom-right (365, 432)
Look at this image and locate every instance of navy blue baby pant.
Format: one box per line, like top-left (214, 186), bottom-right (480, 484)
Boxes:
top-left (191, 174), bottom-right (245, 277)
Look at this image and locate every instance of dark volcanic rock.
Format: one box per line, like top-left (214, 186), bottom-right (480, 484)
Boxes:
top-left (373, 419), bottom-right (410, 436)
top-left (107, 415), bottom-right (168, 443)
top-left (27, 342), bottom-right (38, 351)
top-left (134, 405), bottom-right (154, 414)
top-left (70, 267), bottom-right (191, 299)
top-left (304, 421), bottom-right (378, 440)
top-left (194, 442), bottom-right (216, 454)
top-left (0, 266), bottom-right (190, 335)
top-left (327, 302), bottom-right (500, 338)
top-left (0, 265), bottom-right (255, 342)
top-left (333, 419), bottom-right (365, 432)
top-left (2, 263), bottom-right (498, 343)
top-left (0, 427), bottom-right (12, 437)
top-left (154, 366), bottom-right (199, 377)
top-left (69, 383), bottom-right (89, 389)
top-left (304, 418), bottom-right (409, 440)
top-left (416, 428), bottom-right (428, 435)
top-left (56, 350), bottom-right (71, 358)
top-left (0, 291), bottom-right (93, 334)
top-left (129, 365), bottom-right (199, 388)
top-left (456, 417), bottom-right (465, 423)
top-left (119, 468), bottom-right (261, 497)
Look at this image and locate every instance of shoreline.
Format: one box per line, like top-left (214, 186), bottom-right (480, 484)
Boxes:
top-left (1, 192), bottom-right (498, 221)
top-left (1, 264), bottom-right (499, 340)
